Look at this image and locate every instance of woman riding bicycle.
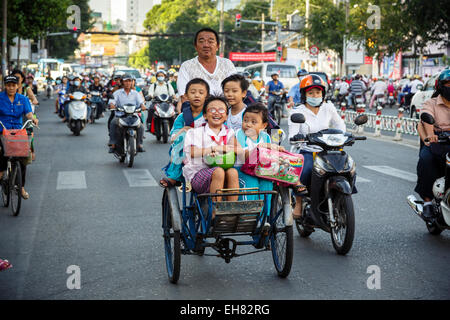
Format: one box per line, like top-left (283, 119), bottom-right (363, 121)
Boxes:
top-left (0, 75), bottom-right (39, 199)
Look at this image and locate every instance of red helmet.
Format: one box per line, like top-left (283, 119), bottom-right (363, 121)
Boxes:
top-left (300, 74), bottom-right (326, 103)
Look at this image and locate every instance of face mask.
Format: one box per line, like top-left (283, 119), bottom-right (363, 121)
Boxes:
top-left (56, 80), bottom-right (61, 84)
top-left (306, 97), bottom-right (322, 107)
top-left (74, 81), bottom-right (80, 86)
top-left (157, 77), bottom-right (164, 82)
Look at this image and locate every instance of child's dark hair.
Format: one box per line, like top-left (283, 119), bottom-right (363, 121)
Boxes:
top-left (203, 95), bottom-right (230, 115)
top-left (185, 78), bottom-right (210, 95)
top-left (243, 103), bottom-right (269, 123)
top-left (221, 73), bottom-right (249, 92)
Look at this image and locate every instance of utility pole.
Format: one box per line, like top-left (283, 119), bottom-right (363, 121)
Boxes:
top-left (275, 15), bottom-right (281, 62)
top-left (343, 0), bottom-right (349, 77)
top-left (2, 0), bottom-right (7, 89)
top-left (261, 13), bottom-right (265, 54)
top-left (219, 0), bottom-right (225, 57)
top-left (305, 0), bottom-right (310, 71)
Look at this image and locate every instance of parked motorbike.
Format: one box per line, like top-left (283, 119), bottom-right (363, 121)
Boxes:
top-left (289, 113), bottom-right (368, 255)
top-left (67, 91), bottom-right (88, 136)
top-left (146, 94), bottom-right (176, 144)
top-left (89, 91), bottom-right (103, 123)
top-left (114, 103), bottom-right (142, 167)
top-left (406, 112), bottom-right (450, 235)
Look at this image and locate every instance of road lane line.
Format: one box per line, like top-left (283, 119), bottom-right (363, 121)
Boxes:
top-left (123, 169), bottom-right (158, 187)
top-left (363, 166), bottom-right (417, 182)
top-left (56, 171), bottom-right (87, 190)
top-left (356, 176), bottom-right (371, 183)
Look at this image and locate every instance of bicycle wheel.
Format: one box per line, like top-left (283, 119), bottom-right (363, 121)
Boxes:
top-left (162, 189), bottom-right (181, 284)
top-left (10, 162), bottom-right (22, 216)
top-left (270, 186), bottom-right (293, 278)
top-left (1, 172), bottom-right (9, 208)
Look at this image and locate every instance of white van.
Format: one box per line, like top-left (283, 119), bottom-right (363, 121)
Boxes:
top-left (243, 62), bottom-right (298, 90)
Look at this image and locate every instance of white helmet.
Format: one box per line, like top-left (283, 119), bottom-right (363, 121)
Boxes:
top-left (432, 177), bottom-right (445, 200)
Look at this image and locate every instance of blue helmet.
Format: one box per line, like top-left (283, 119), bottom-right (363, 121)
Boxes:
top-left (436, 69), bottom-right (450, 100)
top-left (297, 69), bottom-right (308, 77)
top-left (254, 71), bottom-right (260, 77)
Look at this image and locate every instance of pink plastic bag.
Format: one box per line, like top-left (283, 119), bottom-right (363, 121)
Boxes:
top-left (241, 147), bottom-right (304, 186)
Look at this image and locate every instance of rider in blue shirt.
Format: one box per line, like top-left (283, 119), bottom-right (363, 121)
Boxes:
top-left (287, 69), bottom-right (309, 107)
top-left (0, 75), bottom-right (39, 200)
top-left (266, 73), bottom-right (284, 116)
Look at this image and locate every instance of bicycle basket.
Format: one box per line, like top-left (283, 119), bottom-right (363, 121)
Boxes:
top-left (1, 129), bottom-right (31, 157)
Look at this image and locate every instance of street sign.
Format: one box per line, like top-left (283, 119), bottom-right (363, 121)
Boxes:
top-left (309, 45), bottom-right (319, 56)
top-left (229, 52), bottom-right (276, 62)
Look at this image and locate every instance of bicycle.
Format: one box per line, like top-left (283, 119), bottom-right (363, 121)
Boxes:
top-left (0, 120), bottom-right (37, 216)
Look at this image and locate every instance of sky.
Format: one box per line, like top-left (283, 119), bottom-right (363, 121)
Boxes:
top-left (89, 0), bottom-right (127, 22)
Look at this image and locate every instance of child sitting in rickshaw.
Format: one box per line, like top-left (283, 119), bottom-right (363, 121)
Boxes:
top-left (159, 78), bottom-right (210, 188)
top-left (182, 96), bottom-right (242, 206)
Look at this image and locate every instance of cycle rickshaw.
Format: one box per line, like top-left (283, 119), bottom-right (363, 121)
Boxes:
top-left (161, 181), bottom-right (294, 284)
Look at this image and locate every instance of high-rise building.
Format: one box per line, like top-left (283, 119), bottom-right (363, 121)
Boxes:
top-left (127, 0), bottom-right (160, 32)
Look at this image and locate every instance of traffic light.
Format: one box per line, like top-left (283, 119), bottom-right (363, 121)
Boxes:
top-left (276, 43), bottom-right (282, 61)
top-left (235, 13), bottom-right (241, 28)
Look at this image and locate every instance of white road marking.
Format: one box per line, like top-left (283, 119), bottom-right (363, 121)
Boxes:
top-left (356, 176), bottom-right (371, 183)
top-left (363, 166), bottom-right (417, 182)
top-left (57, 171), bottom-right (87, 190)
top-left (123, 169), bottom-right (158, 187)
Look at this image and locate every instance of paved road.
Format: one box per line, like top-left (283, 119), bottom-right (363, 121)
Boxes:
top-left (0, 98), bottom-right (449, 300)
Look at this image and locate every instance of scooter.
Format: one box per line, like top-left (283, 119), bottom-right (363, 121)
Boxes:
top-left (114, 103), bottom-right (142, 168)
top-left (289, 113), bottom-right (368, 255)
top-left (67, 92), bottom-right (88, 136)
top-left (272, 90), bottom-right (286, 126)
top-left (387, 92), bottom-right (396, 108)
top-left (147, 94), bottom-right (176, 144)
top-left (58, 89), bottom-right (68, 118)
top-left (89, 91), bottom-right (103, 123)
top-left (406, 112), bottom-right (450, 235)
top-left (375, 94), bottom-right (386, 109)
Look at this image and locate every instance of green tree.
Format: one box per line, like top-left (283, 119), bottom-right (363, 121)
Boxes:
top-left (129, 46), bottom-right (150, 69)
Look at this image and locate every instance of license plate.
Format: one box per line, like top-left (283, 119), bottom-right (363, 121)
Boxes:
top-left (356, 98), bottom-right (363, 103)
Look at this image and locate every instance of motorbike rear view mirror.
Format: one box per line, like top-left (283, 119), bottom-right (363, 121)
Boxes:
top-left (290, 113), bottom-right (305, 124)
top-left (354, 114), bottom-right (368, 126)
top-left (270, 128), bottom-right (286, 145)
top-left (420, 112), bottom-right (435, 125)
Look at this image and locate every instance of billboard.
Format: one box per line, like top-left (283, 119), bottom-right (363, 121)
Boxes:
top-left (345, 39), bottom-right (364, 65)
top-left (229, 52), bottom-right (276, 62)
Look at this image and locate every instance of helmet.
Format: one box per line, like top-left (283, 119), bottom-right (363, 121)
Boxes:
top-left (156, 70), bottom-right (166, 77)
top-left (436, 69), bottom-right (450, 100)
top-left (271, 72), bottom-right (279, 77)
top-left (254, 71), bottom-right (260, 77)
top-left (297, 69), bottom-right (308, 77)
top-left (299, 74), bottom-right (326, 104)
top-left (433, 177), bottom-right (445, 200)
top-left (243, 71), bottom-right (251, 78)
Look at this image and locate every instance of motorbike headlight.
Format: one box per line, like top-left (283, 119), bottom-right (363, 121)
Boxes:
top-left (343, 155), bottom-right (356, 175)
top-left (317, 134), bottom-right (347, 147)
top-left (313, 156), bottom-right (333, 175)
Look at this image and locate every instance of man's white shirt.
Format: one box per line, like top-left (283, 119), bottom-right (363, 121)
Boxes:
top-left (177, 56), bottom-right (237, 96)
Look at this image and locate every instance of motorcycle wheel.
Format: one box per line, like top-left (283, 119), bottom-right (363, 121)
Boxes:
top-left (73, 120), bottom-right (81, 136)
top-left (276, 107), bottom-right (282, 126)
top-left (426, 221), bottom-right (444, 235)
top-left (90, 107), bottom-right (96, 124)
top-left (330, 193), bottom-right (355, 255)
top-left (291, 194), bottom-right (313, 237)
top-left (162, 121), bottom-right (169, 144)
top-left (127, 136), bottom-right (136, 168)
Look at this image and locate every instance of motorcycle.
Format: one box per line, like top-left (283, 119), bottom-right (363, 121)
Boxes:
top-left (46, 80), bottom-right (54, 99)
top-left (387, 92), bottom-right (396, 108)
top-left (289, 113), bottom-right (368, 255)
top-left (257, 87), bottom-right (267, 104)
top-left (146, 94), bottom-right (176, 144)
top-left (88, 91), bottom-right (103, 123)
top-left (272, 90), bottom-right (286, 126)
top-left (406, 112), bottom-right (450, 235)
top-left (58, 89), bottom-right (68, 118)
top-left (353, 94), bottom-right (365, 109)
top-left (375, 94), bottom-right (386, 108)
top-left (67, 92), bottom-right (88, 136)
top-left (114, 103), bottom-right (142, 167)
